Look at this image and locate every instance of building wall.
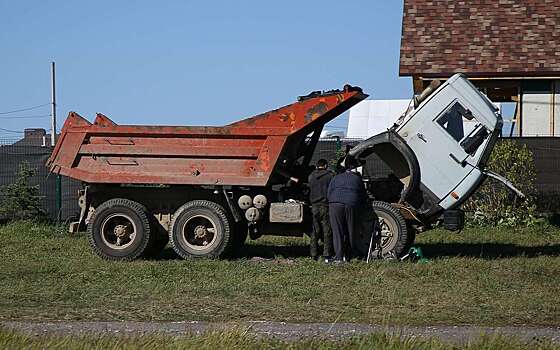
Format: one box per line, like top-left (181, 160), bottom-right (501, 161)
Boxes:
top-left (520, 80), bottom-right (560, 137)
top-left (347, 100), bottom-right (411, 139)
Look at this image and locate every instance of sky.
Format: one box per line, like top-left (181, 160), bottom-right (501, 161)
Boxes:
top-left (0, 1), bottom-right (412, 138)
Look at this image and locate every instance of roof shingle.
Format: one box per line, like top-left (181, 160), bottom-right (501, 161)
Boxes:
top-left (400, 0), bottom-right (560, 77)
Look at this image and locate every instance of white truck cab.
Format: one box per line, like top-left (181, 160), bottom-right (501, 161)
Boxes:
top-left (350, 74), bottom-right (520, 257)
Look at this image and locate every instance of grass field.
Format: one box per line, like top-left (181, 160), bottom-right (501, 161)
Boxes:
top-left (1, 328), bottom-right (559, 350)
top-left (0, 221), bottom-right (559, 326)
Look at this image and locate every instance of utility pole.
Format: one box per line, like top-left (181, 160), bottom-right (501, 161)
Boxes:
top-left (51, 61), bottom-right (56, 146)
top-left (51, 61), bottom-right (61, 222)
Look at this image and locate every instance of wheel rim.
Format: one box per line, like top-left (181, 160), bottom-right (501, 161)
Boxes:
top-left (181, 214), bottom-right (218, 251)
top-left (101, 213), bottom-right (137, 250)
top-left (377, 212), bottom-right (399, 251)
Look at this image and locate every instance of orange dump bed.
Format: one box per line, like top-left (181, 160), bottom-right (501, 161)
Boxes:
top-left (47, 86), bottom-right (367, 187)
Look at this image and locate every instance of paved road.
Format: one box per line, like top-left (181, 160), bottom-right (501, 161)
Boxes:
top-left (2, 320), bottom-right (559, 345)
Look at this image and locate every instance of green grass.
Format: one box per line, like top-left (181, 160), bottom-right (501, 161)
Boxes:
top-left (0, 221), bottom-right (559, 325)
top-left (1, 328), bottom-right (558, 350)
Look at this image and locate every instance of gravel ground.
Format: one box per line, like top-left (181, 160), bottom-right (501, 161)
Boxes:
top-left (2, 320), bottom-right (559, 345)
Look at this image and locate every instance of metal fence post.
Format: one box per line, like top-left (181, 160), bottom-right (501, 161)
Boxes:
top-left (56, 174), bottom-right (62, 223)
top-left (335, 136), bottom-right (341, 150)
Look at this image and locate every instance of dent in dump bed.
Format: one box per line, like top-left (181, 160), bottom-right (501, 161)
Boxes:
top-left (47, 86), bottom-right (367, 187)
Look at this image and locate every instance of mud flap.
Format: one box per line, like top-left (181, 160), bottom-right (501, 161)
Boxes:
top-left (482, 170), bottom-right (525, 198)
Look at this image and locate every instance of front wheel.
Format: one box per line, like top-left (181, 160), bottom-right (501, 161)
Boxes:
top-left (355, 201), bottom-right (414, 258)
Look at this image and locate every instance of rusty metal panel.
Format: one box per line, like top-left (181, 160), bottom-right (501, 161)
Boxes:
top-left (47, 86), bottom-right (367, 186)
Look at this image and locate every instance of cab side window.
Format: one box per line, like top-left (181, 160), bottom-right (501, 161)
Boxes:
top-left (436, 102), bottom-right (476, 142)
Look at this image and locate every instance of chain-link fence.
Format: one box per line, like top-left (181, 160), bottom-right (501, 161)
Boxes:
top-left (502, 137), bottom-right (560, 212)
top-left (0, 139), bottom-right (81, 221)
top-left (314, 136), bottom-right (560, 212)
top-left (0, 136), bottom-right (559, 221)
top-left (312, 137), bottom-right (394, 179)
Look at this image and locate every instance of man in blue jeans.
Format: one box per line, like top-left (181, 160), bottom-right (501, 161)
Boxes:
top-left (327, 155), bottom-right (368, 262)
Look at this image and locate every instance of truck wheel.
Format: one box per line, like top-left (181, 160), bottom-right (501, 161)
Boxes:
top-left (355, 201), bottom-right (413, 258)
top-left (372, 201), bottom-right (413, 257)
top-left (170, 200), bottom-right (231, 259)
top-left (87, 198), bottom-right (152, 261)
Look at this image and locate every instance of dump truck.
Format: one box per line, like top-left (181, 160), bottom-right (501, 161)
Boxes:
top-left (47, 74), bottom-right (518, 261)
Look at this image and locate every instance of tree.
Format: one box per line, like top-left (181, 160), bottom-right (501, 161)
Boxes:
top-left (0, 161), bottom-right (46, 221)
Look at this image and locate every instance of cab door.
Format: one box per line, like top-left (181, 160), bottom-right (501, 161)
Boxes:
top-left (398, 98), bottom-right (486, 201)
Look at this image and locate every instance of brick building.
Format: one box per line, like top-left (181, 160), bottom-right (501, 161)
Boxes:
top-left (400, 0), bottom-right (560, 136)
top-left (12, 128), bottom-right (51, 146)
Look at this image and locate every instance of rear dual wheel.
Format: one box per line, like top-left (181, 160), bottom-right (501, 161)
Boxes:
top-left (88, 198), bottom-right (242, 260)
top-left (169, 200), bottom-right (232, 259)
top-left (87, 198), bottom-right (152, 261)
top-left (87, 198), bottom-right (168, 261)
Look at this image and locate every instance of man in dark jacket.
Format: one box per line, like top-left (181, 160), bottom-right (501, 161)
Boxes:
top-left (308, 159), bottom-right (334, 260)
top-left (327, 155), bottom-right (368, 262)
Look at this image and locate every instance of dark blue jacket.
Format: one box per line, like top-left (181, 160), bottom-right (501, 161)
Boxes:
top-left (327, 170), bottom-right (368, 208)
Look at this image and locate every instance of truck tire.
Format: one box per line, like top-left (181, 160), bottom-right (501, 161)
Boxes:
top-left (170, 200), bottom-right (232, 259)
top-left (87, 198), bottom-right (152, 261)
top-left (355, 201), bottom-right (413, 258)
top-left (372, 201), bottom-right (413, 258)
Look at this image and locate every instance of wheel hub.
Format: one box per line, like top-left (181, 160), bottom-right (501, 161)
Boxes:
top-left (181, 214), bottom-right (218, 250)
top-left (101, 213), bottom-right (137, 249)
top-left (379, 218), bottom-right (394, 246)
top-left (114, 224), bottom-right (129, 237)
top-left (194, 225), bottom-right (208, 239)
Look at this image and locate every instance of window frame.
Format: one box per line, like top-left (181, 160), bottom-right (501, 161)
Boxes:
top-left (435, 100), bottom-right (480, 144)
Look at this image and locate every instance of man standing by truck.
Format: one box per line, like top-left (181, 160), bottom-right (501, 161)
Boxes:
top-left (308, 159), bottom-right (334, 261)
top-left (327, 156), bottom-right (368, 262)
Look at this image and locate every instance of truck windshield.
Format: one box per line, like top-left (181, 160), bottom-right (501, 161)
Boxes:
top-left (436, 102), bottom-right (477, 142)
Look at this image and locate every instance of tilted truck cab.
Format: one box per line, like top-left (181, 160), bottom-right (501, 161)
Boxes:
top-left (48, 74), bottom-right (516, 261)
top-left (352, 74), bottom-right (503, 216)
top-left (349, 74), bottom-right (521, 256)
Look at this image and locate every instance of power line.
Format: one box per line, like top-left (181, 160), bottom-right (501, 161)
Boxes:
top-left (0, 114), bottom-right (51, 119)
top-left (0, 127), bottom-right (52, 136)
top-left (0, 127), bottom-right (24, 134)
top-left (0, 103), bottom-right (51, 115)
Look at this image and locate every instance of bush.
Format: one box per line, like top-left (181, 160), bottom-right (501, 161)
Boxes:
top-left (463, 140), bottom-right (539, 227)
top-left (0, 161), bottom-right (47, 222)
top-left (329, 146), bottom-right (347, 172)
